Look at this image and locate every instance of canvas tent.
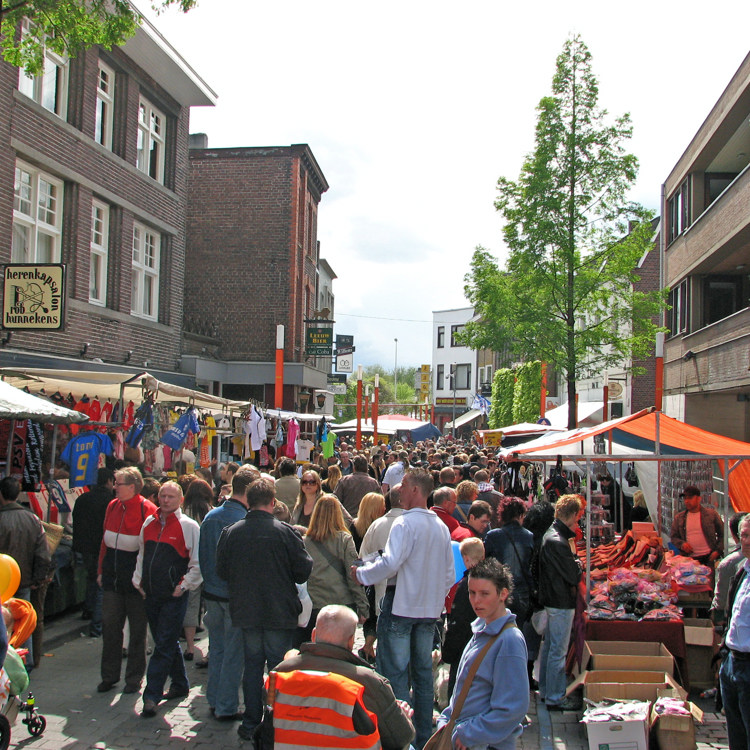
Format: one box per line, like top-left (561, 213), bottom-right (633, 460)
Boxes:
top-left (502, 409), bottom-right (750, 513)
top-left (0, 378), bottom-right (89, 424)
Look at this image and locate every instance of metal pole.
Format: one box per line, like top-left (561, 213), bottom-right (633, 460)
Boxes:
top-left (393, 339), bottom-right (398, 413)
top-left (452, 364), bottom-right (457, 440)
top-left (373, 374), bottom-right (379, 443)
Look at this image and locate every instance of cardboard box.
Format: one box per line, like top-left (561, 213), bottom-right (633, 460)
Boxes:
top-left (650, 694), bottom-right (703, 750)
top-left (586, 715), bottom-right (649, 750)
top-left (683, 618), bottom-right (716, 689)
top-left (579, 641), bottom-right (675, 676)
top-left (632, 521), bottom-right (657, 539)
top-left (567, 670), bottom-right (687, 703)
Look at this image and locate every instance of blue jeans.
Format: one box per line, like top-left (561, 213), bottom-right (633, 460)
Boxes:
top-left (204, 598), bottom-right (244, 716)
top-left (143, 594), bottom-right (190, 704)
top-left (720, 652), bottom-right (750, 750)
top-left (538, 606), bottom-right (575, 706)
top-left (376, 589), bottom-right (436, 749)
top-left (240, 627), bottom-right (294, 734)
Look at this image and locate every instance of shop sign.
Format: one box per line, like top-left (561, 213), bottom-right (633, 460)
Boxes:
top-left (306, 325), bottom-right (333, 355)
top-left (436, 397), bottom-right (466, 406)
top-left (3, 264), bottom-right (65, 329)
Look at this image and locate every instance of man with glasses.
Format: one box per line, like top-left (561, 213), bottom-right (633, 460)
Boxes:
top-left (97, 467), bottom-right (157, 695)
top-left (352, 468), bottom-right (454, 748)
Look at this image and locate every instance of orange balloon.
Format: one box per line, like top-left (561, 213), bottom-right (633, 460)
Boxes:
top-left (0, 554), bottom-right (21, 603)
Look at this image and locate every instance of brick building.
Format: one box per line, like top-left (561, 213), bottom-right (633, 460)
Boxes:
top-left (182, 141), bottom-right (333, 410)
top-left (0, 15), bottom-right (215, 382)
top-left (662, 50), bottom-right (750, 440)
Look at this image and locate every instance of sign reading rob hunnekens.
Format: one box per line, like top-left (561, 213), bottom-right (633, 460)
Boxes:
top-left (3, 264), bottom-right (65, 330)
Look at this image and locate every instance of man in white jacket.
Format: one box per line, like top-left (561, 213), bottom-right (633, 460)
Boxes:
top-left (353, 468), bottom-right (454, 749)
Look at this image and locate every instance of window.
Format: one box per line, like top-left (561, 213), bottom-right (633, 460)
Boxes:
top-left (437, 326), bottom-right (445, 348)
top-left (667, 178), bottom-right (691, 245)
top-left (451, 363), bottom-right (472, 390)
top-left (17, 20), bottom-right (68, 118)
top-left (484, 365), bottom-right (493, 385)
top-left (89, 200), bottom-right (109, 305)
top-left (450, 324), bottom-right (465, 347)
top-left (436, 364), bottom-right (444, 391)
top-left (668, 279), bottom-right (689, 336)
top-left (137, 98), bottom-right (165, 183)
top-left (12, 161), bottom-right (63, 263)
top-left (95, 61), bottom-right (114, 149)
top-left (132, 222), bottom-right (160, 319)
top-left (702, 275), bottom-right (746, 327)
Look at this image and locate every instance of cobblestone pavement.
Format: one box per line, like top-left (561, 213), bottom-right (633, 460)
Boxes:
top-left (3, 611), bottom-right (730, 749)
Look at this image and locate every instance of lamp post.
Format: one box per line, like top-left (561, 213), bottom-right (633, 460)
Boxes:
top-left (393, 338), bottom-right (398, 413)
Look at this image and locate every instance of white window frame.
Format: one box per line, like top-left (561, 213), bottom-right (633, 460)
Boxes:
top-left (95, 61), bottom-right (115, 149)
top-left (131, 221), bottom-right (160, 320)
top-left (12, 160), bottom-right (63, 263)
top-left (137, 97), bottom-right (165, 184)
top-left (89, 200), bottom-right (109, 306)
top-left (17, 19), bottom-right (69, 119)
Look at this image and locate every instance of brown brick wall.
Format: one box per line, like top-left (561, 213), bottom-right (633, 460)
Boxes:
top-left (187, 147), bottom-right (322, 363)
top-left (631, 241), bottom-right (660, 412)
top-left (0, 44), bottom-right (190, 372)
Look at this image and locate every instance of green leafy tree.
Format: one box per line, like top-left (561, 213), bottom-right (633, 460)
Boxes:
top-left (463, 35), bottom-right (664, 429)
top-left (1, 0), bottom-right (197, 75)
top-left (513, 360), bottom-right (542, 424)
top-left (489, 368), bottom-right (514, 429)
top-left (332, 365), bottom-right (420, 422)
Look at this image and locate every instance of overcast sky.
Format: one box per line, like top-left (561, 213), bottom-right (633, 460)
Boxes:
top-left (142, 0), bottom-right (750, 371)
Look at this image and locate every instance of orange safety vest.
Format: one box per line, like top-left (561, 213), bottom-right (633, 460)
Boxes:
top-left (269, 669), bottom-right (381, 750)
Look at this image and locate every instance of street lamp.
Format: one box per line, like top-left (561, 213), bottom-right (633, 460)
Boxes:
top-left (393, 338), bottom-right (398, 413)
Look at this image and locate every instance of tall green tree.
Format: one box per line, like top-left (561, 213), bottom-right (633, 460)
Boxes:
top-left (1, 0), bottom-right (197, 75)
top-left (463, 35), bottom-right (664, 429)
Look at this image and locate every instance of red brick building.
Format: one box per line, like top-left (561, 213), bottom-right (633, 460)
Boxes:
top-left (0, 16), bottom-right (215, 382)
top-left (183, 141), bottom-right (332, 410)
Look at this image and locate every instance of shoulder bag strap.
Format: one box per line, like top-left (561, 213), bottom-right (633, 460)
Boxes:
top-left (444, 620), bottom-right (516, 732)
top-left (311, 538), bottom-right (346, 579)
top-left (455, 504), bottom-right (468, 523)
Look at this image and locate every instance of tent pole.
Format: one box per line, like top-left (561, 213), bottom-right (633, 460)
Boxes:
top-left (586, 457), bottom-right (591, 605)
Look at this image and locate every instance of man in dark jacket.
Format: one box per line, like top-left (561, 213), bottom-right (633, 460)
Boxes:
top-left (72, 467), bottom-right (114, 636)
top-left (0, 476), bottom-right (51, 667)
top-left (216, 478), bottom-right (312, 742)
top-left (335, 455), bottom-right (381, 516)
top-left (670, 485), bottom-right (724, 564)
top-left (275, 604), bottom-right (415, 750)
top-left (538, 494), bottom-right (582, 711)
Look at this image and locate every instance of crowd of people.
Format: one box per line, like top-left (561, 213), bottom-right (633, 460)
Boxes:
top-left (1, 432), bottom-right (748, 750)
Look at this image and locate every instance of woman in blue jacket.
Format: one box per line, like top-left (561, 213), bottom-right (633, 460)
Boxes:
top-left (437, 558), bottom-right (529, 750)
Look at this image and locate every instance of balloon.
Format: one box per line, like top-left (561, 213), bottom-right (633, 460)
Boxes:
top-left (0, 554), bottom-right (21, 603)
top-left (451, 541), bottom-right (466, 584)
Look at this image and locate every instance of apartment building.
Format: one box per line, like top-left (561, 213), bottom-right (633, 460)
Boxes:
top-left (662, 50), bottom-right (750, 440)
top-left (0, 14), bottom-right (215, 382)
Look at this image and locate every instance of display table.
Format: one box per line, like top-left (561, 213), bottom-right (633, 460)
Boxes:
top-left (581, 615), bottom-right (688, 686)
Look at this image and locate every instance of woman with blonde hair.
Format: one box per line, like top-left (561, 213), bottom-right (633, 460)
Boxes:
top-left (295, 495), bottom-right (368, 647)
top-left (322, 464), bottom-right (342, 494)
top-left (631, 489), bottom-right (650, 523)
top-left (350, 492), bottom-right (386, 552)
top-left (291, 470), bottom-right (324, 528)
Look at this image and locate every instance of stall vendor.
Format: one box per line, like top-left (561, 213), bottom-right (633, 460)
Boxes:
top-left (670, 485), bottom-right (723, 565)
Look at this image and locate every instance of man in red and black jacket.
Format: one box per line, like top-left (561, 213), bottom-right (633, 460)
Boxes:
top-left (133, 481), bottom-right (201, 718)
top-left (97, 467), bottom-right (157, 695)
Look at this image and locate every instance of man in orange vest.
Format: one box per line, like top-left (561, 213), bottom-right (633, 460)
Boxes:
top-left (275, 605), bottom-right (415, 750)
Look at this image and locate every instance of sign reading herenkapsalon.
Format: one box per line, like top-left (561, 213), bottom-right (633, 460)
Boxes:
top-left (3, 264), bottom-right (65, 329)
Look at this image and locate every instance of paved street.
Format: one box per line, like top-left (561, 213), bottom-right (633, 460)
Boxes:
top-left (3, 611), bottom-right (730, 749)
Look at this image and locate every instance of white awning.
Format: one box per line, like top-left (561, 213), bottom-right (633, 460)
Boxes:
top-left (445, 409), bottom-right (482, 430)
top-left (0, 379), bottom-right (88, 424)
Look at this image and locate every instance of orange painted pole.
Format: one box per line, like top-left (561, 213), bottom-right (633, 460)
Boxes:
top-left (356, 365), bottom-right (363, 450)
top-left (275, 325), bottom-right (284, 409)
top-left (373, 374), bottom-right (379, 444)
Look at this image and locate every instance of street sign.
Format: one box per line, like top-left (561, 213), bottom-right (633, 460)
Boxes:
top-left (336, 354), bottom-right (353, 373)
top-left (327, 374), bottom-right (347, 385)
top-left (336, 334), bottom-right (354, 348)
top-left (335, 346), bottom-right (355, 356)
top-left (329, 383), bottom-right (347, 395)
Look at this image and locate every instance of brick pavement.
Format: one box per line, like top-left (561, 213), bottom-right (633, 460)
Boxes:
top-left (2, 611), bottom-right (730, 749)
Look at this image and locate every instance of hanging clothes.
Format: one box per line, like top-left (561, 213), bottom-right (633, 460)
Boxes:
top-left (22, 421), bottom-right (44, 491)
top-left (70, 396), bottom-right (90, 436)
top-left (99, 401), bottom-right (113, 432)
top-left (160, 407), bottom-right (200, 450)
top-left (61, 432), bottom-right (114, 488)
top-left (205, 415), bottom-right (217, 441)
top-left (322, 430), bottom-right (336, 460)
top-left (126, 400), bottom-right (155, 448)
top-left (285, 419), bottom-right (300, 458)
top-left (87, 398), bottom-right (102, 429)
top-left (9, 421), bottom-right (27, 478)
top-left (199, 432), bottom-right (210, 468)
top-left (250, 406), bottom-right (265, 452)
